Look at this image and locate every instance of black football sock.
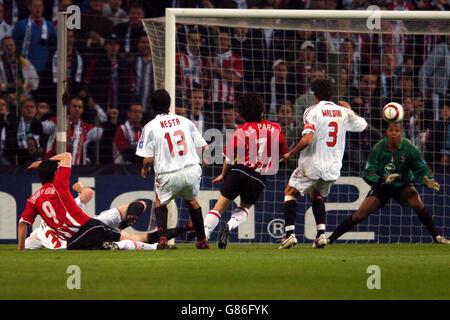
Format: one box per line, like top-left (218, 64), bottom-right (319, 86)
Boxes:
top-left (328, 215), bottom-right (356, 244)
top-left (147, 226), bottom-right (189, 244)
top-left (416, 207), bottom-right (438, 239)
top-left (154, 206), bottom-right (168, 238)
top-left (283, 200), bottom-right (297, 237)
top-left (189, 207), bottom-right (207, 240)
top-left (312, 197), bottom-right (326, 238)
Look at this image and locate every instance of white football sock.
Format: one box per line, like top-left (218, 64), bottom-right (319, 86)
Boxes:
top-left (115, 240), bottom-right (157, 250)
top-left (204, 210), bottom-right (221, 239)
top-left (227, 207), bottom-right (249, 230)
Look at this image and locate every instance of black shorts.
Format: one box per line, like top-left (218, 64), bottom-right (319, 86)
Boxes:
top-left (220, 165), bottom-right (266, 205)
top-left (67, 218), bottom-right (121, 250)
top-left (366, 182), bottom-right (416, 208)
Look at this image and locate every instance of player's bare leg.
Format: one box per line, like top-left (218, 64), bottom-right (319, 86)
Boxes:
top-left (153, 193), bottom-right (169, 249)
top-left (399, 186), bottom-right (448, 244)
top-left (310, 188), bottom-right (327, 248)
top-left (184, 198), bottom-right (209, 249)
top-left (328, 195), bottom-right (383, 244)
top-left (279, 184), bottom-right (300, 249)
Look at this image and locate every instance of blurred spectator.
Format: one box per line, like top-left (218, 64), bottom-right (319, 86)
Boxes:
top-left (48, 0), bottom-right (73, 25)
top-left (176, 29), bottom-right (206, 100)
top-left (205, 28), bottom-right (243, 127)
top-left (82, 95), bottom-right (108, 125)
top-left (13, 0), bottom-right (57, 74)
top-left (418, 37), bottom-right (450, 120)
top-left (387, 0), bottom-right (415, 10)
top-left (0, 3), bottom-right (13, 43)
top-left (0, 37), bottom-right (39, 100)
top-left (35, 100), bottom-right (50, 120)
top-left (41, 29), bottom-right (83, 108)
top-left (187, 84), bottom-right (213, 134)
top-left (76, 0), bottom-right (115, 60)
top-left (175, 104), bottom-right (189, 118)
top-left (0, 96), bottom-right (11, 165)
top-left (221, 104), bottom-right (237, 133)
top-left (380, 52), bottom-right (397, 104)
top-left (291, 40), bottom-right (321, 95)
top-left (349, 0), bottom-right (370, 9)
top-left (112, 103), bottom-right (142, 164)
top-left (133, 33), bottom-right (153, 120)
top-left (103, 0), bottom-right (128, 27)
top-left (114, 1), bottom-right (145, 56)
top-left (435, 0), bottom-right (450, 10)
top-left (293, 65), bottom-right (326, 127)
top-left (83, 33), bottom-right (135, 122)
top-left (339, 38), bottom-right (359, 88)
top-left (3, 98), bottom-right (43, 165)
top-left (393, 72), bottom-right (414, 101)
top-left (231, 26), bottom-right (264, 92)
top-left (40, 96), bottom-right (103, 164)
top-left (277, 100), bottom-right (300, 150)
top-left (402, 96), bottom-right (417, 141)
top-left (262, 59), bottom-right (296, 121)
top-left (93, 107), bottom-right (119, 164)
top-left (426, 103), bottom-right (450, 172)
top-left (333, 66), bottom-right (358, 104)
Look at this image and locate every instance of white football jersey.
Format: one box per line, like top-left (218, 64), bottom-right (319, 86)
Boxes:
top-left (299, 101), bottom-right (367, 181)
top-left (136, 113), bottom-right (207, 174)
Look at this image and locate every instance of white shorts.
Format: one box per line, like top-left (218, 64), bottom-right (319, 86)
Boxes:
top-left (288, 167), bottom-right (335, 197)
top-left (155, 164), bottom-right (202, 204)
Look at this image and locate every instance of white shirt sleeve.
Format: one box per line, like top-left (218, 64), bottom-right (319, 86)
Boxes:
top-left (345, 110), bottom-right (367, 133)
top-left (189, 120), bottom-right (207, 148)
top-left (135, 124), bottom-right (154, 158)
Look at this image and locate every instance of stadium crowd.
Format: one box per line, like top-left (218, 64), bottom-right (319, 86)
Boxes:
top-left (0, 0), bottom-right (448, 175)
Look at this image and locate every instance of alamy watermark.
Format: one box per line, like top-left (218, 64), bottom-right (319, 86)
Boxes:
top-left (66, 265), bottom-right (81, 289)
top-left (366, 265), bottom-right (381, 290)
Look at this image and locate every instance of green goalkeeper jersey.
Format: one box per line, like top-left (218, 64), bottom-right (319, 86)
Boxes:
top-left (362, 137), bottom-right (433, 188)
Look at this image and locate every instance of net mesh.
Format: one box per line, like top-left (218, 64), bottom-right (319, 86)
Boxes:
top-left (143, 14), bottom-right (449, 244)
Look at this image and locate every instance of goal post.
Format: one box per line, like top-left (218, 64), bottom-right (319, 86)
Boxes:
top-left (142, 9), bottom-right (450, 244)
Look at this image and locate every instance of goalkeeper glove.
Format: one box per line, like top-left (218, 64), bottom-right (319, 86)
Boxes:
top-left (385, 173), bottom-right (400, 184)
top-left (423, 176), bottom-right (440, 191)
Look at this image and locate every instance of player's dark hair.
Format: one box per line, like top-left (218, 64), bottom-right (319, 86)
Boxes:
top-left (312, 79), bottom-right (333, 101)
top-left (236, 93), bottom-right (263, 122)
top-left (150, 89), bottom-right (171, 114)
top-left (37, 160), bottom-right (59, 185)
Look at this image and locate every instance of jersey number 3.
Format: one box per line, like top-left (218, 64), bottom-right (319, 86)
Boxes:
top-left (327, 122), bottom-right (338, 147)
top-left (164, 130), bottom-right (187, 157)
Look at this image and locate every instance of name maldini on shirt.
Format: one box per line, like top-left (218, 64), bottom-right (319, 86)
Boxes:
top-left (322, 109), bottom-right (342, 117)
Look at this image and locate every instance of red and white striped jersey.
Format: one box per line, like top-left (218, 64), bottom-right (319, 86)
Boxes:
top-left (19, 166), bottom-right (91, 241)
top-left (208, 50), bottom-right (243, 104)
top-left (224, 120), bottom-right (288, 175)
top-left (299, 101), bottom-right (367, 181)
top-left (176, 51), bottom-right (205, 99)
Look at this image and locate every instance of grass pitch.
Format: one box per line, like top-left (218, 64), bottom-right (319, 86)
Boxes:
top-left (0, 243), bottom-right (448, 300)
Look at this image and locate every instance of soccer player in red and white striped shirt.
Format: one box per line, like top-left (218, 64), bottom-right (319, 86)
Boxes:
top-left (203, 93), bottom-right (288, 249)
top-left (17, 152), bottom-right (157, 250)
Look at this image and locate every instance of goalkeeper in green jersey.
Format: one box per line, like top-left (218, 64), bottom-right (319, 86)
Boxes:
top-left (322, 122), bottom-right (449, 246)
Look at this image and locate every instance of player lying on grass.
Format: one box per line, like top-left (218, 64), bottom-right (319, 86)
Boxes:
top-left (204, 93), bottom-right (288, 249)
top-left (23, 181), bottom-right (193, 250)
top-left (278, 79), bottom-right (367, 249)
top-left (17, 152), bottom-right (191, 251)
top-left (137, 89), bottom-right (210, 249)
top-left (322, 122), bottom-right (449, 247)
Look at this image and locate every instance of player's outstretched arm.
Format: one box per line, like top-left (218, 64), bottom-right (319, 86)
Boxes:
top-left (17, 221), bottom-right (29, 251)
top-left (213, 159), bottom-right (230, 184)
top-left (423, 176), bottom-right (440, 191)
top-left (282, 132), bottom-right (314, 161)
top-left (141, 157), bottom-right (154, 179)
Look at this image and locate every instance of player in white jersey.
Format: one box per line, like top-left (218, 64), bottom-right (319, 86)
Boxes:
top-left (136, 89), bottom-right (209, 249)
top-left (279, 79), bottom-right (368, 249)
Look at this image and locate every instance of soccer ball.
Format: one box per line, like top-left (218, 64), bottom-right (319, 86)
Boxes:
top-left (382, 102), bottom-right (404, 123)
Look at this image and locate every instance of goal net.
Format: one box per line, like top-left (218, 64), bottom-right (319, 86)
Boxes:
top-left (142, 9), bottom-right (449, 244)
